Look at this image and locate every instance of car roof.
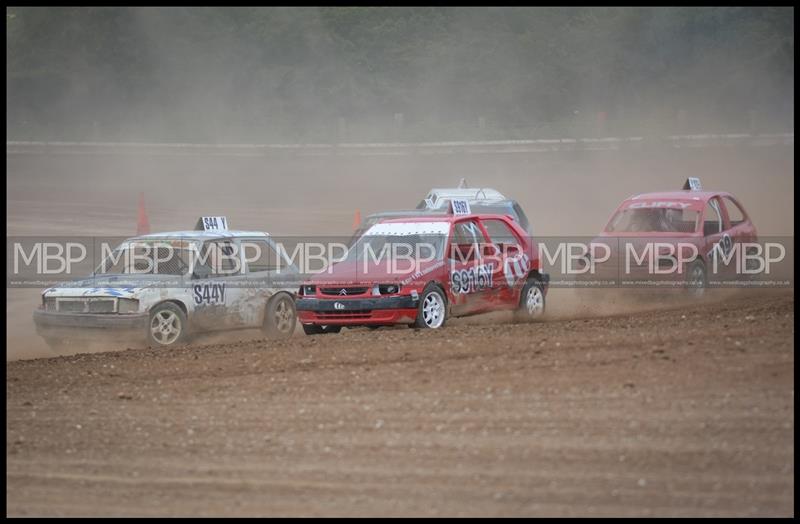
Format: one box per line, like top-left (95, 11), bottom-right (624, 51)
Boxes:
top-left (377, 213), bottom-right (514, 225)
top-left (129, 230), bottom-right (270, 241)
top-left (368, 209), bottom-right (448, 218)
top-left (425, 187), bottom-right (507, 201)
top-left (626, 190), bottom-right (732, 202)
top-left (369, 201), bottom-right (517, 219)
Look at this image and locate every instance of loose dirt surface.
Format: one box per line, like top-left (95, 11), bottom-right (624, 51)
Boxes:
top-left (6, 291), bottom-right (794, 517)
top-left (7, 145), bottom-right (794, 515)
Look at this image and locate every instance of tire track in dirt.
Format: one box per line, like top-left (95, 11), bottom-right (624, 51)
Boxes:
top-left (6, 292), bottom-right (794, 516)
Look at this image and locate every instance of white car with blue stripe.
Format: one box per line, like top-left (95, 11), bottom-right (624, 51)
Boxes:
top-left (34, 217), bottom-right (300, 351)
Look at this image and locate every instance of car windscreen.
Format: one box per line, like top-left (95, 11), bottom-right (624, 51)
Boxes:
top-left (344, 222), bottom-right (450, 263)
top-left (344, 234), bottom-right (446, 263)
top-left (606, 207), bottom-right (699, 233)
top-left (97, 241), bottom-right (194, 275)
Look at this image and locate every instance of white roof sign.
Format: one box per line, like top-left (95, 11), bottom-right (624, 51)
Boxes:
top-left (365, 221), bottom-right (450, 237)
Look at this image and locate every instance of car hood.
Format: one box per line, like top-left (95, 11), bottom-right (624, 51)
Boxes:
top-left (42, 274), bottom-right (186, 298)
top-left (307, 258), bottom-right (444, 286)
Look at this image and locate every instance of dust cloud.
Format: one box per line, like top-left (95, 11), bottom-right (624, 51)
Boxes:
top-left (6, 144), bottom-right (793, 360)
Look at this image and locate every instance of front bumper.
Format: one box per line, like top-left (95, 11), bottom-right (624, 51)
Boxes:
top-left (296, 295), bottom-right (420, 326)
top-left (33, 309), bottom-right (148, 339)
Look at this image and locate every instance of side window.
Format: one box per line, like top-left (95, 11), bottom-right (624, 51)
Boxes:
top-left (152, 245), bottom-right (190, 275)
top-left (129, 244), bottom-right (151, 273)
top-left (452, 220), bottom-right (486, 245)
top-left (450, 220), bottom-right (486, 261)
top-left (198, 240), bottom-right (241, 276)
top-left (722, 197), bottom-right (747, 226)
top-left (243, 240), bottom-right (278, 273)
top-left (482, 219), bottom-right (520, 247)
top-left (703, 200), bottom-right (723, 236)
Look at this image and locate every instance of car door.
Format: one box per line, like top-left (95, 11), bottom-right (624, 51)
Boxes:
top-left (702, 197), bottom-right (731, 276)
top-left (239, 237), bottom-right (290, 328)
top-left (190, 238), bottom-right (248, 331)
top-left (479, 217), bottom-right (529, 303)
top-left (720, 196), bottom-right (757, 242)
top-left (719, 196), bottom-right (759, 276)
top-left (447, 219), bottom-right (493, 315)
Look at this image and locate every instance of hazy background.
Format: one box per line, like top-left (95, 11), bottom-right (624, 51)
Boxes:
top-left (5, 7), bottom-right (794, 360)
top-left (6, 6), bottom-right (794, 143)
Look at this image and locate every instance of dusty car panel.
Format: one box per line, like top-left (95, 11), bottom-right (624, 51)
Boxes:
top-left (34, 223), bottom-right (300, 348)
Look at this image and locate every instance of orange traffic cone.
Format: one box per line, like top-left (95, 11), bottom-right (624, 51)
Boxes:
top-left (352, 209), bottom-right (362, 231)
top-left (137, 192), bottom-right (150, 235)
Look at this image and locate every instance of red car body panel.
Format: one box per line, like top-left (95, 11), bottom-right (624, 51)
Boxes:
top-left (296, 214), bottom-right (547, 327)
top-left (589, 189), bottom-right (758, 280)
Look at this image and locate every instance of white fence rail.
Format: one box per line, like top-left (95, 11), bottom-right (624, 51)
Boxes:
top-left (6, 133), bottom-right (793, 157)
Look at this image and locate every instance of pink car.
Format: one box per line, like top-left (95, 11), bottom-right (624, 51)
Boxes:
top-left (587, 179), bottom-right (758, 293)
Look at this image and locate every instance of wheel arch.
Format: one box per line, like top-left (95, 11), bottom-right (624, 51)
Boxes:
top-left (262, 290), bottom-right (297, 323)
top-left (150, 299), bottom-right (188, 316)
top-left (269, 290), bottom-right (297, 302)
top-left (423, 280), bottom-right (449, 307)
top-left (146, 299), bottom-right (189, 347)
top-left (526, 269), bottom-right (544, 281)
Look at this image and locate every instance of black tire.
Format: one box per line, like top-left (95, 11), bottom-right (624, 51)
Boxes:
top-left (262, 293), bottom-right (297, 340)
top-left (147, 302), bottom-right (188, 347)
top-left (515, 277), bottom-right (546, 322)
top-left (302, 324), bottom-right (342, 335)
top-left (686, 260), bottom-right (707, 297)
top-left (413, 284), bottom-right (448, 329)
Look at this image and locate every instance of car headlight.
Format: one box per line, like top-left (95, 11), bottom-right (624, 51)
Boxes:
top-left (43, 296), bottom-right (57, 311)
top-left (378, 284), bottom-right (401, 295)
top-left (118, 298), bottom-right (140, 314)
top-left (301, 285), bottom-right (316, 296)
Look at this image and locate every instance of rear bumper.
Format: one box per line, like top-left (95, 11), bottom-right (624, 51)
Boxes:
top-left (33, 309), bottom-right (148, 339)
top-left (296, 295), bottom-right (419, 326)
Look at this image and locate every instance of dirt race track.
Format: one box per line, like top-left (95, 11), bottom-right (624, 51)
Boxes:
top-left (6, 290), bottom-right (794, 517)
top-left (6, 144), bottom-right (794, 515)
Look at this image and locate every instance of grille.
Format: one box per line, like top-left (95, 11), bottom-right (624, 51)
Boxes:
top-left (316, 310), bottom-right (373, 320)
top-left (320, 287), bottom-right (369, 296)
top-left (55, 298), bottom-right (117, 313)
top-left (88, 299), bottom-right (116, 313)
top-left (44, 297), bottom-right (57, 312)
top-left (58, 300), bottom-right (86, 313)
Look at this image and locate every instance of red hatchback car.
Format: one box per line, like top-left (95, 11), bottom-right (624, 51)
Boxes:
top-left (296, 214), bottom-right (549, 333)
top-left (589, 179), bottom-right (758, 293)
